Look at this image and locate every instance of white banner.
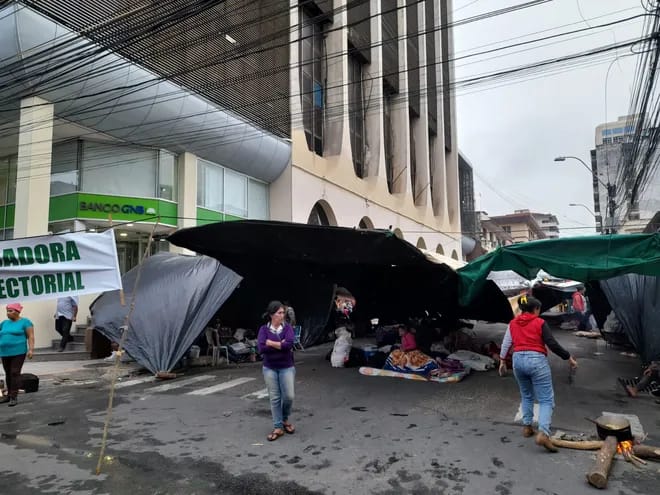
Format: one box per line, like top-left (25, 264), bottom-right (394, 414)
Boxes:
top-left (0, 229), bottom-right (123, 304)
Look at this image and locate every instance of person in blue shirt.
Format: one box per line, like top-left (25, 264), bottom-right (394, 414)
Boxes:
top-left (0, 302), bottom-right (34, 407)
top-left (54, 296), bottom-right (78, 352)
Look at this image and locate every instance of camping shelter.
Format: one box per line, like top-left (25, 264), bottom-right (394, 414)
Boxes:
top-left (168, 220), bottom-right (513, 347)
top-left (91, 253), bottom-right (242, 373)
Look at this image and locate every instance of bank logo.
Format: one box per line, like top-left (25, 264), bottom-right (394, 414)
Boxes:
top-left (79, 202), bottom-right (155, 216)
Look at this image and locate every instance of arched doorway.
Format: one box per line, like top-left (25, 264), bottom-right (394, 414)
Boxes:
top-left (307, 200), bottom-right (338, 226)
top-left (435, 244), bottom-right (445, 255)
top-left (451, 249), bottom-right (459, 260)
top-left (416, 237), bottom-right (427, 250)
top-left (358, 216), bottom-right (374, 229)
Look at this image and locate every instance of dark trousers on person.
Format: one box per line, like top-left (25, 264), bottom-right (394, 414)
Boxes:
top-left (1, 354), bottom-right (26, 399)
top-left (55, 316), bottom-right (73, 350)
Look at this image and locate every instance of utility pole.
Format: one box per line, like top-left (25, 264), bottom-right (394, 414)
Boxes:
top-left (554, 156), bottom-right (615, 234)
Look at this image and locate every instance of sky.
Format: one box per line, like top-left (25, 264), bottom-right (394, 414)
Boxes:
top-left (452, 0), bottom-right (647, 235)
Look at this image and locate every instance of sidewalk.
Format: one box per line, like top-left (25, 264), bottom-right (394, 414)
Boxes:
top-left (21, 358), bottom-right (104, 377)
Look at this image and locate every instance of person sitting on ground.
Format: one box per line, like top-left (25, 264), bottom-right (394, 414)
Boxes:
top-left (399, 325), bottom-right (417, 352)
top-left (622, 361), bottom-right (659, 398)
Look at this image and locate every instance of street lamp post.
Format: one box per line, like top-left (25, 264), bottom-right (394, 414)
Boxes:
top-left (554, 156), bottom-right (616, 233)
top-left (568, 203), bottom-right (601, 231)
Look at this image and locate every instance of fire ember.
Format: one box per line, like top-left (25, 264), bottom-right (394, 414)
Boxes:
top-left (617, 440), bottom-right (646, 467)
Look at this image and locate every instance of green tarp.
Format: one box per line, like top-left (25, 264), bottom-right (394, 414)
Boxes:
top-left (457, 233), bottom-right (660, 306)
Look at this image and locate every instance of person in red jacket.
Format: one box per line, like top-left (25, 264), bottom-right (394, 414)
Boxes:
top-left (499, 295), bottom-right (578, 452)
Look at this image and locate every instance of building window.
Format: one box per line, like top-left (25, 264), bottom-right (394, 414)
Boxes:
top-left (307, 202), bottom-right (330, 225)
top-left (248, 179), bottom-right (269, 220)
top-left (81, 141), bottom-right (157, 198)
top-left (51, 140), bottom-right (80, 196)
top-left (0, 154), bottom-right (17, 205)
top-left (349, 54), bottom-right (366, 178)
top-left (158, 151), bottom-right (177, 201)
top-left (300, 9), bottom-right (325, 156)
top-left (197, 159), bottom-right (224, 212)
top-left (224, 169), bottom-right (248, 218)
top-left (502, 225), bottom-right (511, 233)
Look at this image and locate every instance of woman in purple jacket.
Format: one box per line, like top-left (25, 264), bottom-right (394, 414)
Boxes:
top-left (257, 300), bottom-right (296, 441)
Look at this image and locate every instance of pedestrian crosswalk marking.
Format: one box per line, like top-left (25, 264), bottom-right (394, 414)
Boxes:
top-left (242, 388), bottom-right (269, 399)
top-left (186, 377), bottom-right (256, 396)
top-left (147, 375), bottom-right (215, 393)
top-left (114, 376), bottom-right (157, 389)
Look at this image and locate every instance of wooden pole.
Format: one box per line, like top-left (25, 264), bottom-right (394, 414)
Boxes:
top-left (586, 436), bottom-right (618, 489)
top-left (632, 444), bottom-right (660, 461)
top-left (551, 438), bottom-right (603, 450)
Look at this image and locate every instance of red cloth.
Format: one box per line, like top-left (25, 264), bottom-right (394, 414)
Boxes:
top-left (401, 332), bottom-right (417, 352)
top-left (572, 291), bottom-right (586, 312)
top-left (509, 313), bottom-right (547, 355)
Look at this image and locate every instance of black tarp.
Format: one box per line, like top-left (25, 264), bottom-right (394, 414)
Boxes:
top-left (600, 274), bottom-right (660, 363)
top-left (90, 253), bottom-right (242, 373)
top-left (168, 220), bottom-right (513, 347)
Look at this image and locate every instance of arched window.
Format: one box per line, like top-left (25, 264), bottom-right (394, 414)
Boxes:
top-left (307, 200), bottom-right (337, 226)
top-left (416, 237), bottom-right (427, 249)
top-left (451, 249), bottom-right (459, 260)
top-left (435, 244), bottom-right (445, 255)
top-left (358, 216), bottom-right (374, 229)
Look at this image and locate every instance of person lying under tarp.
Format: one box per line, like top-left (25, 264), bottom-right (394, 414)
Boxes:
top-left (383, 326), bottom-right (465, 378)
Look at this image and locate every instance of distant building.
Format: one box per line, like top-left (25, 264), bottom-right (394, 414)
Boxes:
top-left (489, 209), bottom-right (547, 243)
top-left (458, 152), bottom-right (480, 259)
top-left (532, 213), bottom-right (559, 238)
top-left (591, 115), bottom-right (660, 233)
top-left (478, 212), bottom-right (513, 251)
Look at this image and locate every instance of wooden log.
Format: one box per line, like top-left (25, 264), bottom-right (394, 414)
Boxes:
top-left (586, 436), bottom-right (618, 489)
top-left (633, 444), bottom-right (660, 461)
top-left (551, 438), bottom-right (604, 450)
top-left (155, 371), bottom-right (177, 380)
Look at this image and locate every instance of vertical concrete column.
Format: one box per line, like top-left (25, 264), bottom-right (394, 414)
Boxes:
top-left (364, 0), bottom-right (384, 178)
top-left (14, 96), bottom-right (54, 238)
top-left (390, 0), bottom-right (411, 197)
top-left (171, 152), bottom-right (197, 254)
top-left (412, 1), bottom-right (429, 207)
top-left (325, 0), bottom-right (349, 157)
top-left (430, 0), bottom-right (447, 222)
top-left (443, 1), bottom-right (460, 235)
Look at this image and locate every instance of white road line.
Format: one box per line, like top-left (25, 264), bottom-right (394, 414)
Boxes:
top-left (147, 375), bottom-right (215, 393)
top-left (187, 377), bottom-right (256, 396)
top-left (242, 388), bottom-right (269, 399)
top-left (114, 376), bottom-right (157, 389)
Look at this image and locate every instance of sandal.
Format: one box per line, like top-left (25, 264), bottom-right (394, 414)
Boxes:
top-left (267, 429), bottom-right (284, 441)
top-left (283, 422), bottom-right (295, 434)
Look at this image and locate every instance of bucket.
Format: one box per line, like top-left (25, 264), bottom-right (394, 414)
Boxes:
top-left (189, 345), bottom-right (201, 359)
top-left (362, 344), bottom-right (378, 359)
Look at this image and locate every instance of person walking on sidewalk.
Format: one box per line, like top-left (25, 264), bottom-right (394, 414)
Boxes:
top-left (257, 301), bottom-right (296, 442)
top-left (0, 303), bottom-right (34, 407)
top-left (54, 296), bottom-right (78, 352)
top-left (499, 295), bottom-right (578, 452)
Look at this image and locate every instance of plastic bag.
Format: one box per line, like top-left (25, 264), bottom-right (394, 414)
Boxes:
top-left (331, 327), bottom-right (352, 367)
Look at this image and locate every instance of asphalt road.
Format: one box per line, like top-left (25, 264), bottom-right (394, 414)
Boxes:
top-left (1, 324), bottom-right (658, 494)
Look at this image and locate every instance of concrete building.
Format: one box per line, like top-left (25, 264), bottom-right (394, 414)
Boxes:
top-left (591, 115), bottom-right (660, 233)
top-left (478, 212), bottom-right (513, 252)
top-left (489, 210), bottom-right (546, 244)
top-left (532, 213), bottom-right (559, 239)
top-left (458, 152), bottom-right (480, 260)
top-left (0, 1), bottom-right (461, 348)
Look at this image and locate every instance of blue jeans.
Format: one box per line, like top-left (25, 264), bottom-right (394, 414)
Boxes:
top-left (513, 351), bottom-right (555, 436)
top-left (263, 366), bottom-right (295, 429)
